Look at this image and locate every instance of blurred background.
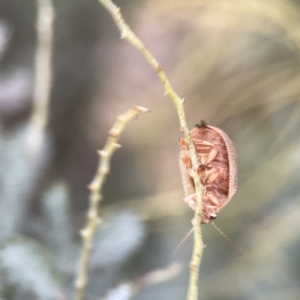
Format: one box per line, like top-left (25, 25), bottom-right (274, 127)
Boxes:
top-left (0, 0), bottom-right (300, 299)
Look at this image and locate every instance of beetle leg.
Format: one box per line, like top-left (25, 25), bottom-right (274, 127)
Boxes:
top-left (207, 146), bottom-right (218, 163)
top-left (206, 191), bottom-right (220, 206)
top-left (183, 193), bottom-right (196, 210)
top-left (179, 138), bottom-right (187, 147)
top-left (182, 155), bottom-right (191, 167)
top-left (202, 168), bottom-right (219, 183)
top-left (197, 141), bottom-right (218, 164)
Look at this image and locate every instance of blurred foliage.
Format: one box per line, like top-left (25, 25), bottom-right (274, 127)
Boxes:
top-left (0, 0), bottom-right (300, 299)
top-left (0, 237), bottom-right (62, 299)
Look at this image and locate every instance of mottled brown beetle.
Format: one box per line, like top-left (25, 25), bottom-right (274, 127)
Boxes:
top-left (179, 120), bottom-right (237, 224)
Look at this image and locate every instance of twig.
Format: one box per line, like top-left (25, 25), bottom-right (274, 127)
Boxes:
top-left (101, 262), bottom-right (183, 300)
top-left (97, 1), bottom-right (204, 300)
top-left (74, 105), bottom-right (150, 300)
top-left (28, 0), bottom-right (54, 155)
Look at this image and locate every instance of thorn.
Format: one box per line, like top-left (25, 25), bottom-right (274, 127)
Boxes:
top-left (75, 278), bottom-right (86, 288)
top-left (88, 210), bottom-right (97, 220)
top-left (88, 182), bottom-right (98, 191)
top-left (108, 130), bottom-right (118, 137)
top-left (80, 229), bottom-right (89, 238)
top-left (98, 150), bottom-right (107, 157)
top-left (114, 143), bottom-right (122, 148)
top-left (134, 106), bottom-right (150, 113)
top-left (112, 6), bottom-right (121, 14)
top-left (181, 98), bottom-right (185, 103)
top-left (156, 64), bottom-right (163, 72)
top-left (120, 27), bottom-right (126, 39)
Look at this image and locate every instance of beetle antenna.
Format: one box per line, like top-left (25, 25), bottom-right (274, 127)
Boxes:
top-left (173, 227), bottom-right (194, 255)
top-left (211, 221), bottom-right (242, 256)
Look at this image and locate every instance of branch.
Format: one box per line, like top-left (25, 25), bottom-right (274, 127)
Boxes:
top-left (28, 0), bottom-right (54, 155)
top-left (97, 1), bottom-right (204, 300)
top-left (74, 105), bottom-right (150, 300)
top-left (102, 262), bottom-right (183, 300)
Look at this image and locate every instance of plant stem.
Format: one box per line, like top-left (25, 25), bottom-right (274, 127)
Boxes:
top-left (29, 0), bottom-right (54, 155)
top-left (98, 1), bottom-right (204, 300)
top-left (74, 106), bottom-right (150, 300)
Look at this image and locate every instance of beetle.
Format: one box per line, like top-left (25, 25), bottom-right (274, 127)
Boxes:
top-left (179, 120), bottom-right (237, 224)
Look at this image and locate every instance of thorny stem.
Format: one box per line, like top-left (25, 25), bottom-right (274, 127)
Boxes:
top-left (98, 1), bottom-right (204, 300)
top-left (74, 106), bottom-right (150, 300)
